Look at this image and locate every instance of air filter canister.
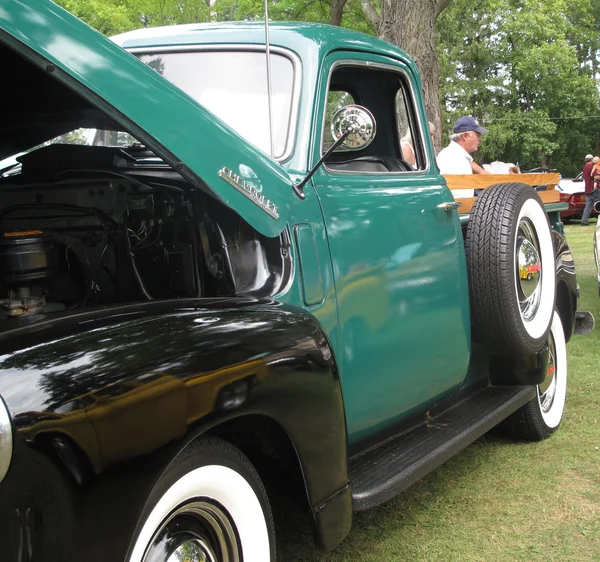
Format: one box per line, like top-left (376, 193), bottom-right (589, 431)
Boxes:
top-left (0, 231), bottom-right (58, 284)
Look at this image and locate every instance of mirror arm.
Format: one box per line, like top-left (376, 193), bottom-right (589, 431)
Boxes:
top-left (292, 126), bottom-right (356, 200)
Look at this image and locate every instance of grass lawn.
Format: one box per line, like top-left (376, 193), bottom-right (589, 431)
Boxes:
top-left (282, 221), bottom-right (600, 562)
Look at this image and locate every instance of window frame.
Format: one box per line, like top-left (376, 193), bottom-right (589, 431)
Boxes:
top-left (320, 58), bottom-right (432, 175)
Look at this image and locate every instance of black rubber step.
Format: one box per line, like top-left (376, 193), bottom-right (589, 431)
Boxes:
top-left (349, 385), bottom-right (536, 511)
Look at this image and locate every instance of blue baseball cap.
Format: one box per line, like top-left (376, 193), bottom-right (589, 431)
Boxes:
top-left (453, 115), bottom-right (489, 134)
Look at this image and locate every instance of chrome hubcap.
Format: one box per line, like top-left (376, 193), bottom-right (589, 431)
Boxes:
top-left (538, 330), bottom-right (557, 413)
top-left (168, 539), bottom-right (215, 562)
top-left (516, 219), bottom-right (542, 321)
top-left (144, 500), bottom-right (240, 562)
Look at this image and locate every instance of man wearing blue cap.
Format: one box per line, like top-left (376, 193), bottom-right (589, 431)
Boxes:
top-left (437, 115), bottom-right (490, 175)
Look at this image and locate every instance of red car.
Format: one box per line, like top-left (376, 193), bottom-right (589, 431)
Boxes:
top-left (558, 182), bottom-right (598, 223)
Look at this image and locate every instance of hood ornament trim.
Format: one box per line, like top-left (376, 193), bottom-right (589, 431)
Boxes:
top-left (218, 167), bottom-right (279, 220)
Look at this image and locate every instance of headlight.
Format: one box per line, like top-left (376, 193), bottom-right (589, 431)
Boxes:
top-left (0, 395), bottom-right (13, 483)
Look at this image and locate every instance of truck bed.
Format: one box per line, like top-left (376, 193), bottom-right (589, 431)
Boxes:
top-left (445, 172), bottom-right (564, 220)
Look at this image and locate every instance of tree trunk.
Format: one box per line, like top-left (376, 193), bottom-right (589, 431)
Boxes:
top-left (377, 1), bottom-right (450, 152)
top-left (352, 0), bottom-right (450, 151)
top-left (330, 0), bottom-right (349, 26)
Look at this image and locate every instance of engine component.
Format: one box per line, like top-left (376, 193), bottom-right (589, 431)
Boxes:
top-left (0, 231), bottom-right (58, 284)
top-left (0, 287), bottom-right (46, 317)
top-left (0, 232), bottom-right (59, 317)
top-left (167, 243), bottom-right (197, 297)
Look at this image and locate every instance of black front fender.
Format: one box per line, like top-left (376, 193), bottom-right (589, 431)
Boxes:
top-left (0, 298), bottom-right (351, 560)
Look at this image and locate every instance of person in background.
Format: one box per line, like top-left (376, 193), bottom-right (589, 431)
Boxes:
top-left (592, 156), bottom-right (600, 181)
top-left (580, 154), bottom-right (599, 226)
top-left (436, 116), bottom-right (490, 175)
top-left (401, 121), bottom-right (436, 168)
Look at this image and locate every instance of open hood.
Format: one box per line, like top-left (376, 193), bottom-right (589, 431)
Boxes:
top-left (0, 0), bottom-right (292, 236)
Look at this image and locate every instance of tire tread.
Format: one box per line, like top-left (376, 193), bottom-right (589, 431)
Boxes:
top-left (465, 182), bottom-right (553, 355)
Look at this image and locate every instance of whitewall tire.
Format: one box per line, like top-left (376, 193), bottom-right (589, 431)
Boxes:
top-left (502, 311), bottom-right (567, 440)
top-left (466, 182), bottom-right (556, 356)
top-left (128, 437), bottom-right (275, 562)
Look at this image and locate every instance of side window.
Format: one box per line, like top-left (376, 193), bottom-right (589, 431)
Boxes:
top-left (323, 64), bottom-right (426, 174)
top-left (323, 90), bottom-right (356, 151)
top-left (396, 89), bottom-right (425, 170)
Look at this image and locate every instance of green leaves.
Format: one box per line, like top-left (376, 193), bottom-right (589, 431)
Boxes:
top-left (55, 0), bottom-right (136, 35)
top-left (437, 0), bottom-right (600, 175)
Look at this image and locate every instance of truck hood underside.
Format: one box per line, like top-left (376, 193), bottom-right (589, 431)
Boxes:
top-left (0, 0), bottom-right (292, 237)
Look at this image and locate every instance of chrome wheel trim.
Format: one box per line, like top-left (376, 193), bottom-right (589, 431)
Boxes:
top-left (537, 311), bottom-right (567, 428)
top-left (129, 465), bottom-right (271, 562)
top-left (0, 395), bottom-right (12, 483)
top-left (144, 500), bottom-right (240, 562)
top-left (538, 330), bottom-right (557, 413)
top-left (516, 218), bottom-right (543, 322)
top-left (512, 196), bottom-right (555, 341)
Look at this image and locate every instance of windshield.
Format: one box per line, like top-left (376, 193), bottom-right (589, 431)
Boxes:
top-left (136, 50), bottom-right (298, 160)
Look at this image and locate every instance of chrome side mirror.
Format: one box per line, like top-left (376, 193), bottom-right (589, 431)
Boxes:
top-left (292, 105), bottom-right (377, 200)
top-left (330, 105), bottom-right (376, 151)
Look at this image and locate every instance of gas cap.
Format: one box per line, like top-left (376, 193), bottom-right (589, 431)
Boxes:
top-left (0, 395), bottom-right (12, 482)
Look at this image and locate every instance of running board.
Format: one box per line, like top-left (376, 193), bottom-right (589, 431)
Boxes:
top-left (349, 385), bottom-right (535, 511)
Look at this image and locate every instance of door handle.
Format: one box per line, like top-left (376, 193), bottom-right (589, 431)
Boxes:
top-left (437, 201), bottom-right (462, 212)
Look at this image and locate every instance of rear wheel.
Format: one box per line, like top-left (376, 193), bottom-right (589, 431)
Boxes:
top-left (129, 437), bottom-right (276, 562)
top-left (502, 311), bottom-right (567, 440)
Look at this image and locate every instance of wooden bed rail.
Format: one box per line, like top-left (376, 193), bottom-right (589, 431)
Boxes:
top-left (443, 173), bottom-right (561, 214)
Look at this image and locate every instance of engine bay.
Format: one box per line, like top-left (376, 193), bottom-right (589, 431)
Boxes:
top-left (0, 145), bottom-right (290, 322)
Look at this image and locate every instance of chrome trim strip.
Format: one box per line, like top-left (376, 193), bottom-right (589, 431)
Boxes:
top-left (0, 395), bottom-right (12, 483)
top-left (126, 45), bottom-right (302, 163)
top-left (319, 58), bottom-right (432, 175)
top-left (218, 167), bottom-right (280, 219)
top-left (263, 0), bottom-right (275, 159)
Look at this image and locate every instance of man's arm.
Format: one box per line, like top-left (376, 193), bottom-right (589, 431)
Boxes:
top-left (471, 161), bottom-right (490, 174)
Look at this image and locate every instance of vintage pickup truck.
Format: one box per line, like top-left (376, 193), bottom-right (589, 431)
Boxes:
top-left (0, 2), bottom-right (591, 561)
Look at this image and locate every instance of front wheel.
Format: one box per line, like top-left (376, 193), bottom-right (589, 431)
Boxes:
top-left (502, 311), bottom-right (567, 440)
top-left (129, 437), bottom-right (276, 562)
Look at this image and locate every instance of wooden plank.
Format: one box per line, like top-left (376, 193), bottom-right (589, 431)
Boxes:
top-left (455, 188), bottom-right (560, 215)
top-left (443, 173), bottom-right (560, 190)
top-left (456, 197), bottom-right (477, 214)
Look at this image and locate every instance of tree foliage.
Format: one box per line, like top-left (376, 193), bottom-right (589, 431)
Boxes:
top-left (55, 0), bottom-right (135, 34)
top-left (437, 0), bottom-right (600, 175)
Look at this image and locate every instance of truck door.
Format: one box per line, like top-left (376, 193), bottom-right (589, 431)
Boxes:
top-left (311, 53), bottom-right (471, 444)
